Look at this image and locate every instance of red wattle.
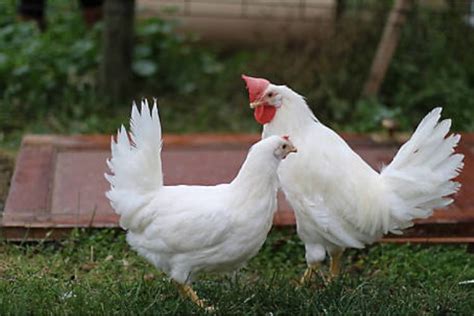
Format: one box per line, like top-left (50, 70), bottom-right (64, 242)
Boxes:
top-left (254, 105), bottom-right (276, 125)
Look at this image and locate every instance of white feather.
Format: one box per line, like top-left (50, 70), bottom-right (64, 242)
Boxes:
top-left (105, 100), bottom-right (288, 284)
top-left (262, 85), bottom-right (464, 264)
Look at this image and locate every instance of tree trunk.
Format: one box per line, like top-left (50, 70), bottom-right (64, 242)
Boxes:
top-left (335, 0), bottom-right (346, 22)
top-left (362, 0), bottom-right (412, 97)
top-left (100, 0), bottom-right (135, 101)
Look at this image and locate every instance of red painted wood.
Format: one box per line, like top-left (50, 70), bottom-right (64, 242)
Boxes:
top-left (3, 144), bottom-right (55, 223)
top-left (2, 133), bottom-right (474, 241)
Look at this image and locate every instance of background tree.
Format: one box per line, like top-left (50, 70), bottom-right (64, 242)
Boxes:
top-left (100, 0), bottom-right (135, 101)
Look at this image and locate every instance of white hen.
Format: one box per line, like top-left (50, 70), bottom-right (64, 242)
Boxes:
top-left (242, 75), bottom-right (464, 283)
top-left (105, 100), bottom-right (297, 307)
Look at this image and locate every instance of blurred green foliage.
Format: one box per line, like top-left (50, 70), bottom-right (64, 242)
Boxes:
top-left (384, 4), bottom-right (474, 131)
top-left (0, 1), bottom-right (103, 142)
top-left (0, 1), bottom-right (473, 150)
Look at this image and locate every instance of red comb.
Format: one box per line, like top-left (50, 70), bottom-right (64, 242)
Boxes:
top-left (241, 74), bottom-right (270, 102)
top-left (282, 135), bottom-right (290, 141)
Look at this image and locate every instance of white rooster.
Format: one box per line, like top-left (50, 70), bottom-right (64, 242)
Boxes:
top-left (242, 75), bottom-right (464, 284)
top-left (105, 100), bottom-right (297, 308)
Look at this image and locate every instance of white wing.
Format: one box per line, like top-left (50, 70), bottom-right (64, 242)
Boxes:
top-left (280, 123), bottom-right (390, 246)
top-left (289, 193), bottom-right (366, 248)
top-left (130, 185), bottom-right (234, 253)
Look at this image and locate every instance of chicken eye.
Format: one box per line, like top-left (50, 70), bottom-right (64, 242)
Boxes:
top-left (267, 92), bottom-right (274, 98)
top-left (282, 144), bottom-right (287, 150)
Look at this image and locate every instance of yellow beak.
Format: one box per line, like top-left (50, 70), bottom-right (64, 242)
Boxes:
top-left (249, 100), bottom-right (264, 109)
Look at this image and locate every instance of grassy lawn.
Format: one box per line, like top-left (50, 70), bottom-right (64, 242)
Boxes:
top-left (0, 228), bottom-right (472, 315)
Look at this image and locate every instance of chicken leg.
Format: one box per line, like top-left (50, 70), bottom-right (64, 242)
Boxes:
top-left (299, 249), bottom-right (343, 286)
top-left (329, 249), bottom-right (344, 280)
top-left (176, 283), bottom-right (214, 311)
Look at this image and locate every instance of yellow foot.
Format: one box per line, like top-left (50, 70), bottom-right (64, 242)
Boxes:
top-left (176, 283), bottom-right (215, 311)
top-left (299, 263), bottom-right (320, 286)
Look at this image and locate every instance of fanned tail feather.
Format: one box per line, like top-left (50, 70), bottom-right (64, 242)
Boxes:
top-left (381, 107), bottom-right (464, 232)
top-left (105, 99), bottom-right (163, 230)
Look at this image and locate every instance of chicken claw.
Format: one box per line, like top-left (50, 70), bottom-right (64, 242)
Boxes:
top-left (299, 263), bottom-right (320, 286)
top-left (177, 283), bottom-right (215, 311)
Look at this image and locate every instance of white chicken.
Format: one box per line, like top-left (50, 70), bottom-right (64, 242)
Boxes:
top-left (242, 75), bottom-right (464, 284)
top-left (105, 100), bottom-right (297, 308)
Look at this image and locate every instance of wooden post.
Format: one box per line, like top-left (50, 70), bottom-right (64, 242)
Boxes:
top-left (362, 0), bottom-right (412, 97)
top-left (335, 0), bottom-right (346, 21)
top-left (100, 0), bottom-right (135, 101)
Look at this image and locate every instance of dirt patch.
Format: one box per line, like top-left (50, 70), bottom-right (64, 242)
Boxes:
top-left (0, 151), bottom-right (14, 212)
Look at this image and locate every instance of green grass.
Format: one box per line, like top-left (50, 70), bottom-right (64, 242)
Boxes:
top-left (0, 228), bottom-right (472, 315)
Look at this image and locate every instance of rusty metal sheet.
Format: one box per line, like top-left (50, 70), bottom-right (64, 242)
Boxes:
top-left (2, 133), bottom-right (473, 242)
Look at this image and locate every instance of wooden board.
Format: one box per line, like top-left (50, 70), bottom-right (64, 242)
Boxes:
top-left (2, 133), bottom-right (474, 242)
